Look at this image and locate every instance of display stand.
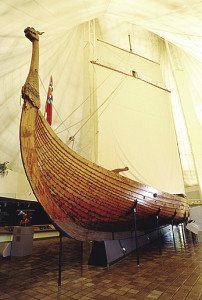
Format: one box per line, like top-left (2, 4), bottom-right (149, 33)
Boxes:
top-left (133, 201), bottom-right (139, 266)
top-left (186, 221), bottom-right (199, 243)
top-left (58, 232), bottom-right (63, 287)
top-left (88, 229), bottom-right (159, 267)
top-left (11, 226), bottom-right (34, 256)
top-left (156, 208), bottom-right (162, 255)
top-left (171, 210), bottom-right (177, 251)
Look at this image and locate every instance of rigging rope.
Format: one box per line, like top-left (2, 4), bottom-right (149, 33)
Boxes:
top-left (37, 33), bottom-right (136, 145)
top-left (54, 64), bottom-right (122, 133)
top-left (54, 34), bottom-right (136, 134)
top-left (55, 54), bottom-right (137, 136)
top-left (57, 74), bottom-right (127, 139)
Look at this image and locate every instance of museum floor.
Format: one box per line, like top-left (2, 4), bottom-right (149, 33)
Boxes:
top-left (0, 229), bottom-right (201, 300)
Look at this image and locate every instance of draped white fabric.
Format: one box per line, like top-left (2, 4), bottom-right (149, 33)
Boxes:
top-left (1, 1), bottom-right (202, 199)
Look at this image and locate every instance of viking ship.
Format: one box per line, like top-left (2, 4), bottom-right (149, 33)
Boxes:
top-left (20, 27), bottom-right (189, 241)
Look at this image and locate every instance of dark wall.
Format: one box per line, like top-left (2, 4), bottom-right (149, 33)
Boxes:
top-left (0, 197), bottom-right (52, 226)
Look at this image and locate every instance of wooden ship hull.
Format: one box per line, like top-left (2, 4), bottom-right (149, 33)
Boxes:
top-left (20, 27), bottom-right (190, 241)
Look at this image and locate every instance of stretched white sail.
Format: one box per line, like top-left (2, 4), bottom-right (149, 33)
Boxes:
top-left (92, 40), bottom-right (184, 194)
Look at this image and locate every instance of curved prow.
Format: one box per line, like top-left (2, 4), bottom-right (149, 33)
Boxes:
top-left (21, 27), bottom-right (44, 109)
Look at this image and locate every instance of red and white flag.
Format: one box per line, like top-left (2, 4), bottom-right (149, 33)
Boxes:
top-left (44, 76), bottom-right (53, 125)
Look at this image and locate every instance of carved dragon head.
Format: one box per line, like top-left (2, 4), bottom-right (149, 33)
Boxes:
top-left (24, 27), bottom-right (44, 42)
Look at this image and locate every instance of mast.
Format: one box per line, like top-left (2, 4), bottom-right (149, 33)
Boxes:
top-left (81, 20), bottom-right (98, 163)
